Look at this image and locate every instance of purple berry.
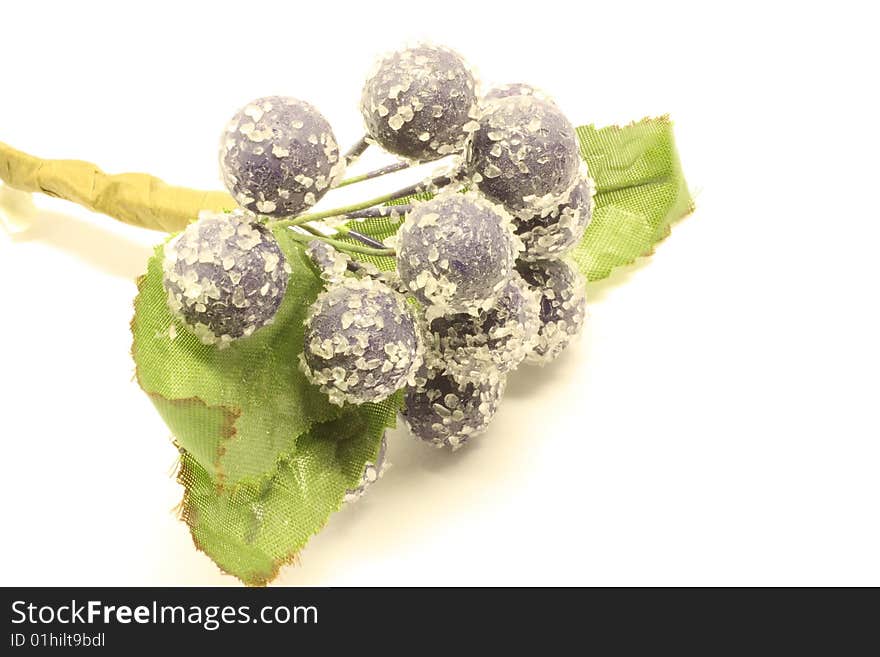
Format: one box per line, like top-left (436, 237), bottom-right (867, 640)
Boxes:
top-left (220, 96), bottom-right (342, 218)
top-left (301, 277), bottom-right (423, 406)
top-left (467, 95), bottom-right (580, 212)
top-left (395, 192), bottom-right (522, 316)
top-left (163, 211), bottom-right (291, 346)
top-left (426, 274), bottom-right (540, 379)
top-left (403, 368), bottom-right (505, 449)
top-left (515, 172), bottom-right (595, 260)
top-left (360, 44), bottom-right (478, 162)
top-left (517, 259), bottom-right (587, 364)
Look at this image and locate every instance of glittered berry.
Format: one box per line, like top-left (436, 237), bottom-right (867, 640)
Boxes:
top-left (426, 274), bottom-right (540, 380)
top-left (403, 368), bottom-right (505, 450)
top-left (360, 44), bottom-right (478, 162)
top-left (395, 192), bottom-right (522, 317)
top-left (514, 171), bottom-right (595, 260)
top-left (517, 259), bottom-right (587, 364)
top-left (467, 95), bottom-right (580, 212)
top-left (163, 210), bottom-right (291, 346)
top-left (305, 239), bottom-right (352, 284)
top-left (219, 96), bottom-right (343, 217)
top-left (300, 277), bottom-right (423, 406)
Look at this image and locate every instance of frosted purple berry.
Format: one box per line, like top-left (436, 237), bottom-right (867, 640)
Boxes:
top-left (305, 239), bottom-right (352, 284)
top-left (517, 259), bottom-right (587, 364)
top-left (467, 95), bottom-right (580, 212)
top-left (402, 368), bottom-right (506, 450)
top-left (515, 171), bottom-right (595, 260)
top-left (163, 211), bottom-right (291, 346)
top-left (360, 44), bottom-right (479, 162)
top-left (426, 274), bottom-right (540, 380)
top-left (219, 96), bottom-right (343, 218)
top-left (395, 192), bottom-right (522, 317)
top-left (300, 277), bottom-right (422, 406)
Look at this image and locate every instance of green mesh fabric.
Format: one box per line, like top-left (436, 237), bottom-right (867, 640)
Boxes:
top-left (131, 117), bottom-right (691, 586)
top-left (571, 117), bottom-right (693, 280)
top-left (177, 396), bottom-right (399, 586)
top-left (132, 228), bottom-right (344, 486)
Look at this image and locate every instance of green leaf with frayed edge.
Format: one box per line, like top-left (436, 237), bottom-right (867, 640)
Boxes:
top-left (132, 224), bottom-right (401, 584)
top-left (348, 118), bottom-right (693, 283)
top-left (132, 226), bottom-right (342, 488)
top-left (570, 116), bottom-right (693, 281)
top-left (177, 396), bottom-right (399, 586)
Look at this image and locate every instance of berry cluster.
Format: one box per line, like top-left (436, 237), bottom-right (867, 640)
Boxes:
top-left (162, 43), bottom-right (591, 459)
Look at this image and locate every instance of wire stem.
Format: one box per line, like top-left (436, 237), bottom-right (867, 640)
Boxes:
top-left (334, 225), bottom-right (390, 250)
top-left (288, 228), bottom-right (395, 257)
top-left (296, 221), bottom-right (389, 250)
top-left (343, 136), bottom-right (370, 167)
top-left (271, 172), bottom-right (460, 228)
top-left (335, 161), bottom-right (411, 188)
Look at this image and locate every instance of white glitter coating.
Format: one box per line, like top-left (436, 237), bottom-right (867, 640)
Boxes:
top-left (466, 94), bottom-right (580, 212)
top-left (300, 277), bottom-right (424, 406)
top-left (360, 44), bottom-right (479, 162)
top-left (219, 96), bottom-right (343, 218)
top-left (517, 258), bottom-right (587, 365)
top-left (395, 191), bottom-right (523, 317)
top-left (514, 167), bottom-right (596, 260)
top-left (402, 367), bottom-right (506, 450)
top-left (482, 83), bottom-right (555, 107)
top-left (162, 210), bottom-right (291, 347)
top-left (305, 239), bottom-right (352, 284)
top-left (424, 274), bottom-right (541, 381)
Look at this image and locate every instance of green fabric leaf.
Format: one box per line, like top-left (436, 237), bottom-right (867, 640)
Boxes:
top-left (132, 226), bottom-right (342, 487)
top-left (132, 224), bottom-right (401, 584)
top-left (177, 397), bottom-right (398, 586)
top-left (570, 117), bottom-right (693, 281)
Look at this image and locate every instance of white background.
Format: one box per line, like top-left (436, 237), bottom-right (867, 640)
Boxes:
top-left (1, 1), bottom-right (878, 586)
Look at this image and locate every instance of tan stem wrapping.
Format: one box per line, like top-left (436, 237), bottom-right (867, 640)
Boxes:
top-left (0, 141), bottom-right (235, 233)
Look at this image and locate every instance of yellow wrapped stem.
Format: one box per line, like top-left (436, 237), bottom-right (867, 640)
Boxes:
top-left (0, 141), bottom-right (235, 233)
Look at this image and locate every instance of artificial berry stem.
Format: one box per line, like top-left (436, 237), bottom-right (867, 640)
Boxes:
top-left (335, 161), bottom-right (412, 188)
top-left (271, 172), bottom-right (460, 228)
top-left (287, 228), bottom-right (395, 257)
top-left (334, 224), bottom-right (391, 250)
top-left (343, 136), bottom-right (371, 166)
top-left (297, 221), bottom-right (390, 250)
